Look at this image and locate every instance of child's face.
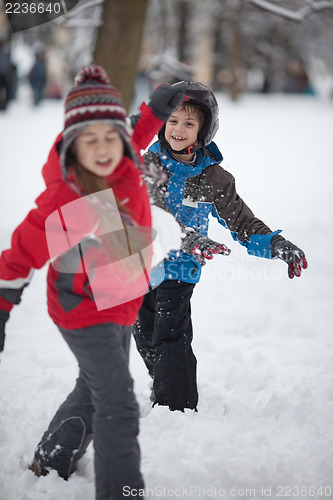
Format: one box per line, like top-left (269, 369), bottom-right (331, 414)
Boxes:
top-left (165, 108), bottom-right (201, 153)
top-left (73, 123), bottom-right (124, 177)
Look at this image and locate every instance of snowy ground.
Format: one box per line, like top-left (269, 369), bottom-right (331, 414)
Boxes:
top-left (0, 86), bottom-right (333, 500)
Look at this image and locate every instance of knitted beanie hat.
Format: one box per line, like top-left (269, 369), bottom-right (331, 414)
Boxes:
top-left (60, 64), bottom-right (138, 176)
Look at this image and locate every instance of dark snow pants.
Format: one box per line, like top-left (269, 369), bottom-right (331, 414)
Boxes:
top-left (133, 280), bottom-right (198, 411)
top-left (34, 323), bottom-right (144, 500)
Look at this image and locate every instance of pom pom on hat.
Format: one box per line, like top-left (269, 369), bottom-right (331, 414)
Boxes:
top-left (74, 64), bottom-right (110, 87)
top-left (74, 65), bottom-right (111, 87)
top-left (60, 64), bottom-right (136, 177)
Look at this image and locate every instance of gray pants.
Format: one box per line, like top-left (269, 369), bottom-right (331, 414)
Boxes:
top-left (34, 323), bottom-right (144, 500)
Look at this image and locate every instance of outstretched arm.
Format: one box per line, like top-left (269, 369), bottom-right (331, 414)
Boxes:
top-left (0, 182), bottom-right (67, 353)
top-left (212, 168), bottom-right (308, 277)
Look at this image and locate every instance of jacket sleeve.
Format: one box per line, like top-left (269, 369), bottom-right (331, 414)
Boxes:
top-left (0, 186), bottom-right (61, 312)
top-left (132, 102), bottom-right (164, 152)
top-left (212, 168), bottom-right (280, 258)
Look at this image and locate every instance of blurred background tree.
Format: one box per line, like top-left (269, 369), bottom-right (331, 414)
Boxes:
top-left (93, 0), bottom-right (149, 110)
top-left (136, 0), bottom-right (333, 101)
top-left (1, 0), bottom-right (333, 110)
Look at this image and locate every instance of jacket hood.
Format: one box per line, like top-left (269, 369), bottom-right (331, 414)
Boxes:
top-left (205, 141), bottom-right (223, 163)
top-left (41, 133), bottom-right (64, 187)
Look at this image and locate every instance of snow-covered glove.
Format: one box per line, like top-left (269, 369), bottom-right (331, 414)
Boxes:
top-left (129, 85), bottom-right (185, 127)
top-left (181, 231), bottom-right (231, 266)
top-left (144, 151), bottom-right (168, 189)
top-left (0, 310), bottom-right (10, 353)
top-left (148, 84), bottom-right (186, 121)
top-left (270, 234), bottom-right (308, 279)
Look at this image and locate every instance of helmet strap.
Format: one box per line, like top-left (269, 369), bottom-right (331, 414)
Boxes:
top-left (161, 136), bottom-right (203, 156)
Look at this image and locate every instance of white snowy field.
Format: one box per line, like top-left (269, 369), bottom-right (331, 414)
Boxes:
top-left (0, 87), bottom-right (333, 500)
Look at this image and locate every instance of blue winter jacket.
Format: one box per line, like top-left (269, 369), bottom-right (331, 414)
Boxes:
top-left (146, 141), bottom-right (280, 285)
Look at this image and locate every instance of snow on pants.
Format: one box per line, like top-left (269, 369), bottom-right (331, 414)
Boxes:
top-left (34, 322), bottom-right (144, 500)
top-left (133, 280), bottom-right (198, 411)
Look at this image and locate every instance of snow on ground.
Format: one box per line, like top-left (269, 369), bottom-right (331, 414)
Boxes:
top-left (0, 86), bottom-right (333, 500)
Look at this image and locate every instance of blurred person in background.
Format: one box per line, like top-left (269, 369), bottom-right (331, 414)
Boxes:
top-left (0, 41), bottom-right (12, 110)
top-left (284, 59), bottom-right (315, 95)
top-left (28, 51), bottom-right (47, 106)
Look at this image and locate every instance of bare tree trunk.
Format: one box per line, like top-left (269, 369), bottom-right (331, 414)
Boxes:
top-left (178, 0), bottom-right (188, 61)
top-left (229, 0), bottom-right (244, 101)
top-left (193, 4), bottom-right (215, 87)
top-left (93, 0), bottom-right (149, 111)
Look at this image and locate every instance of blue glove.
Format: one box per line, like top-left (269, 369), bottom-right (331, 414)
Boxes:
top-left (0, 310), bottom-right (10, 352)
top-left (181, 231), bottom-right (231, 266)
top-left (270, 235), bottom-right (308, 279)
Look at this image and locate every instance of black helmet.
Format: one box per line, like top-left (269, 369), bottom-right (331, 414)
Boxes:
top-left (172, 80), bottom-right (219, 146)
top-left (158, 81), bottom-right (219, 154)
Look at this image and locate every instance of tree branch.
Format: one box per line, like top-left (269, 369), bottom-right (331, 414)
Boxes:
top-left (52, 0), bottom-right (103, 26)
top-left (63, 0), bottom-right (103, 20)
top-left (54, 19), bottom-right (103, 27)
top-left (246, 0), bottom-right (333, 22)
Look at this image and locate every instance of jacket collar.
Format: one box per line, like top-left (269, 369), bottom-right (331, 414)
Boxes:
top-left (149, 141), bottom-right (223, 178)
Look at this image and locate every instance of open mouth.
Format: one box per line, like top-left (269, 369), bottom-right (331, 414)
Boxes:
top-left (96, 159), bottom-right (112, 168)
top-left (171, 135), bottom-right (186, 142)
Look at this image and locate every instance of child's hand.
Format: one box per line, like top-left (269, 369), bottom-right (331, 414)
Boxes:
top-left (143, 151), bottom-right (168, 186)
top-left (270, 235), bottom-right (308, 279)
top-left (148, 84), bottom-right (186, 122)
top-left (181, 230), bottom-right (231, 266)
top-left (128, 112), bottom-right (141, 129)
top-left (0, 310), bottom-right (10, 353)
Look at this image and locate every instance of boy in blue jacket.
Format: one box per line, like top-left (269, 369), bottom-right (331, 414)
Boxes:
top-left (133, 81), bottom-right (308, 412)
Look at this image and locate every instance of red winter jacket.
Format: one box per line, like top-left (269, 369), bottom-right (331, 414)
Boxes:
top-left (0, 104), bottom-right (163, 328)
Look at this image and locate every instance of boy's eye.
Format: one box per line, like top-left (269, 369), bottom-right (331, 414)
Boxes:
top-left (168, 119), bottom-right (177, 124)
